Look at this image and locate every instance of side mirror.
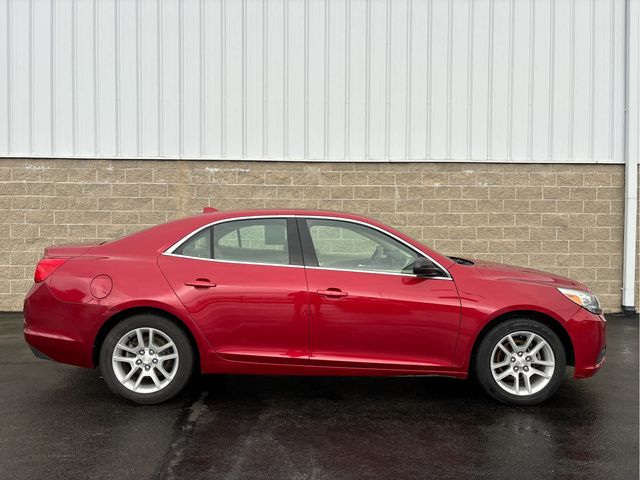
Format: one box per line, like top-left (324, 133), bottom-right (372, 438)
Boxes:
top-left (412, 258), bottom-right (443, 277)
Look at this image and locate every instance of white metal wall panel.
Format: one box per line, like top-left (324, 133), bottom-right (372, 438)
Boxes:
top-left (0, 0), bottom-right (631, 162)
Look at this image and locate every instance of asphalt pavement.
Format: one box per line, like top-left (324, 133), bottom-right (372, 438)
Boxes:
top-left (0, 312), bottom-right (637, 480)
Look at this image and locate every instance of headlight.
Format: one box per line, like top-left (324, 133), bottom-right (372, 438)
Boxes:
top-left (557, 288), bottom-right (602, 315)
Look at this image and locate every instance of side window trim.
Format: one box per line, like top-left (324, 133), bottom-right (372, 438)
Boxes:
top-left (163, 214), bottom-right (450, 278)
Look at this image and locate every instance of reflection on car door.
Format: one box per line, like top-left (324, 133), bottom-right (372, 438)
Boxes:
top-left (298, 217), bottom-right (461, 369)
top-left (158, 218), bottom-right (310, 363)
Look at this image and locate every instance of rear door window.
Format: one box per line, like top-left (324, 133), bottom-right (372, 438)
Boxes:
top-left (213, 218), bottom-right (290, 266)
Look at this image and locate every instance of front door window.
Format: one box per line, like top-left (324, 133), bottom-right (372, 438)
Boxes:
top-left (305, 218), bottom-right (419, 274)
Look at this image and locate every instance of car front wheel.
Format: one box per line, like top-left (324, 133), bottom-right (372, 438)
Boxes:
top-left (99, 314), bottom-right (194, 404)
top-left (475, 318), bottom-right (566, 406)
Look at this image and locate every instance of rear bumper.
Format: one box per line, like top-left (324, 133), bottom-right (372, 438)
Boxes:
top-left (23, 282), bottom-right (110, 368)
top-left (24, 326), bottom-right (89, 367)
top-left (28, 345), bottom-right (52, 361)
top-left (568, 309), bottom-right (607, 379)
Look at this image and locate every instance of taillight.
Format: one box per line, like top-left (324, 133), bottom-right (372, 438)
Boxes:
top-left (34, 258), bottom-right (67, 282)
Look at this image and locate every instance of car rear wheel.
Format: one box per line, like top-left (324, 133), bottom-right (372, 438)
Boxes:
top-left (475, 318), bottom-right (566, 406)
top-left (99, 314), bottom-right (194, 404)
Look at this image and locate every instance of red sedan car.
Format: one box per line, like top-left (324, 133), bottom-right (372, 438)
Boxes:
top-left (24, 209), bottom-right (606, 405)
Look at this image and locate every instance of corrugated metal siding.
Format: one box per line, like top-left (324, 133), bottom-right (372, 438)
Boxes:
top-left (0, 0), bottom-right (629, 162)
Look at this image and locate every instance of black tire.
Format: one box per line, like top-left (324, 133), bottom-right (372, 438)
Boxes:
top-left (99, 314), bottom-right (194, 405)
top-left (474, 318), bottom-right (566, 406)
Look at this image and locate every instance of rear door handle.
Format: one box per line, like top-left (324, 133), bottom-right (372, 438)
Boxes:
top-left (185, 279), bottom-right (217, 288)
top-left (317, 288), bottom-right (348, 298)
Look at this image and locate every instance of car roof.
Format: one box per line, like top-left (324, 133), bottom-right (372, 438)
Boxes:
top-left (200, 208), bottom-right (373, 221)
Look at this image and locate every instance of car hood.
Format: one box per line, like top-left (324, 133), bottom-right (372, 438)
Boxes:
top-left (467, 259), bottom-right (587, 290)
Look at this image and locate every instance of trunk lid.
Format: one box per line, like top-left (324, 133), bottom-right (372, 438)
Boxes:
top-left (43, 243), bottom-right (97, 258)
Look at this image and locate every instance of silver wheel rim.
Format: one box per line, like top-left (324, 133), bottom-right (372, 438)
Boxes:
top-left (490, 331), bottom-right (555, 396)
top-left (112, 327), bottom-right (179, 394)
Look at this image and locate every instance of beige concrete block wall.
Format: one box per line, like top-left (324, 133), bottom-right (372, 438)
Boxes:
top-left (0, 159), bottom-right (637, 313)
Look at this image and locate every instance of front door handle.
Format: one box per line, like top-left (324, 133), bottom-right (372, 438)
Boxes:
top-left (185, 278), bottom-right (217, 288)
top-left (317, 288), bottom-right (348, 298)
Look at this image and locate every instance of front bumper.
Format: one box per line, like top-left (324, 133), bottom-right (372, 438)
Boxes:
top-left (568, 308), bottom-right (607, 379)
top-left (23, 282), bottom-right (110, 368)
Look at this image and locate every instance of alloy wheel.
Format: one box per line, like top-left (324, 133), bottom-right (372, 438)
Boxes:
top-left (111, 327), bottom-right (179, 394)
top-left (490, 331), bottom-right (556, 396)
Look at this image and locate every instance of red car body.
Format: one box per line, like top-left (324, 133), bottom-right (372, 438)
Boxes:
top-left (23, 209), bottom-right (606, 380)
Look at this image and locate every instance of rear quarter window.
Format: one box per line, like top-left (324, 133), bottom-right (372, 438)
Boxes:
top-left (174, 228), bottom-right (211, 259)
